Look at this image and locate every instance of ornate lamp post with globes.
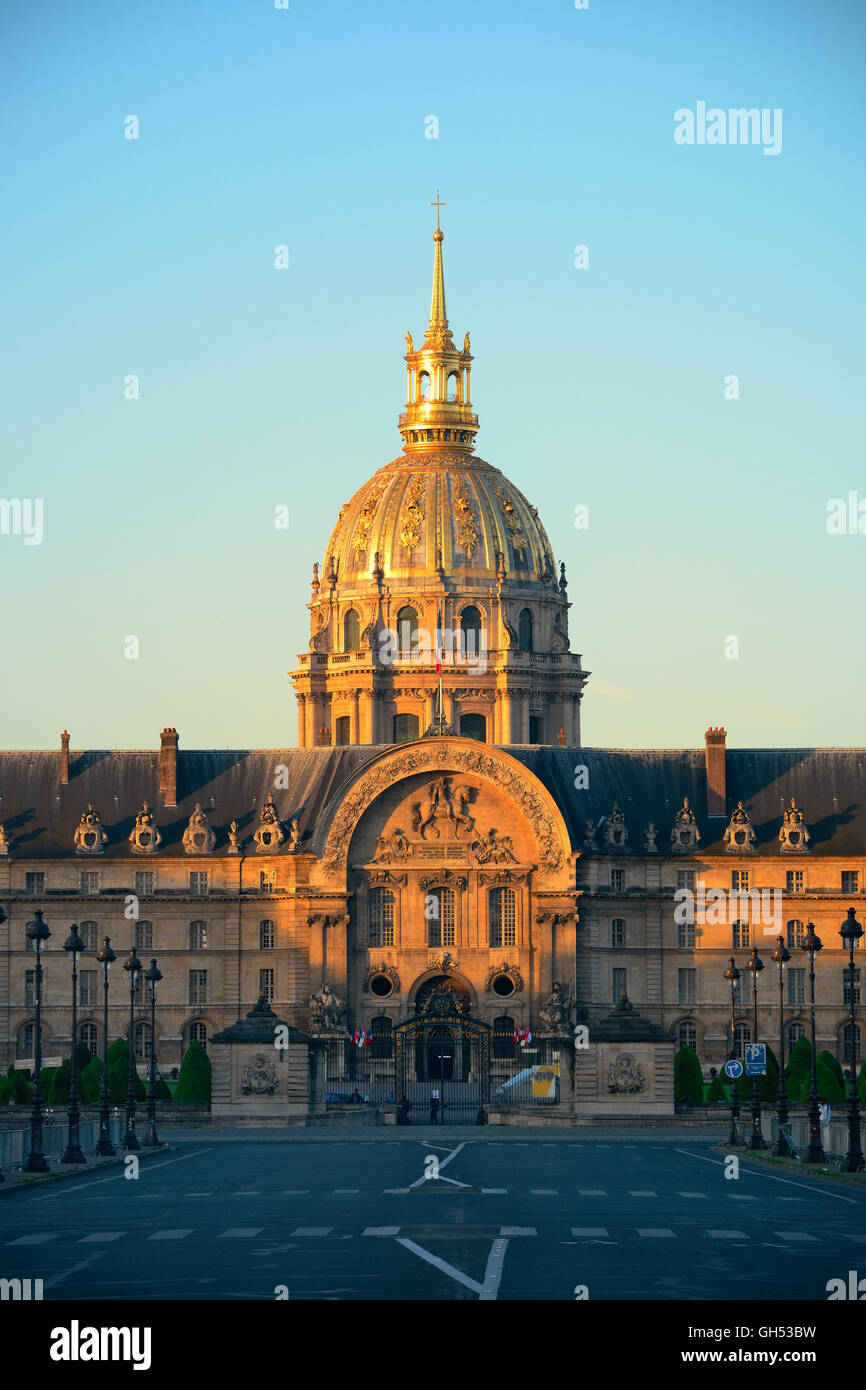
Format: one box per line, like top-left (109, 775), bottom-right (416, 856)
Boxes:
top-left (95, 936), bottom-right (116, 1156)
top-left (23, 909), bottom-right (51, 1173)
top-left (144, 958), bottom-right (162, 1147)
top-left (744, 946), bottom-right (766, 1150)
top-left (770, 935), bottom-right (791, 1157)
top-left (123, 946), bottom-right (142, 1151)
top-left (723, 957), bottom-right (741, 1146)
top-left (839, 908), bottom-right (864, 1173)
top-left (801, 922), bottom-right (825, 1164)
top-left (60, 922), bottom-right (87, 1164)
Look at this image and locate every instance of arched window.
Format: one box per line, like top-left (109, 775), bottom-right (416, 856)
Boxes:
top-left (733, 1022), bottom-right (751, 1059)
top-left (79, 921), bottom-right (98, 952)
top-left (611, 919), bottom-right (625, 949)
top-left (17, 1022), bottom-right (36, 1058)
top-left (368, 889), bottom-right (395, 948)
top-left (427, 888), bottom-right (455, 948)
top-left (518, 608), bottom-right (533, 652)
top-left (80, 1022), bottom-right (99, 1057)
top-left (460, 605), bottom-right (482, 659)
top-left (787, 1022), bottom-right (806, 1051)
top-left (843, 1023), bottom-right (861, 1064)
top-left (393, 713), bottom-right (419, 743)
top-left (189, 1020), bottom-right (207, 1052)
top-left (335, 715), bottom-right (351, 746)
top-left (134, 1022), bottom-right (152, 1061)
top-left (189, 921), bottom-right (207, 951)
top-left (493, 1015), bottom-right (516, 1059)
top-left (419, 371), bottom-right (431, 400)
top-left (459, 713), bottom-right (486, 742)
top-left (786, 919), bottom-right (806, 949)
top-left (678, 1022), bottom-right (697, 1051)
top-left (343, 609), bottom-right (360, 651)
top-left (371, 1015), bottom-right (393, 1059)
top-left (260, 919), bottom-right (275, 949)
top-left (135, 921), bottom-right (153, 951)
top-left (489, 888), bottom-right (516, 948)
top-left (446, 371), bottom-right (459, 402)
top-left (396, 606), bottom-right (418, 655)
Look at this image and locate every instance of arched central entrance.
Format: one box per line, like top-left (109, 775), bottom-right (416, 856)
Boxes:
top-left (395, 986), bottom-right (490, 1125)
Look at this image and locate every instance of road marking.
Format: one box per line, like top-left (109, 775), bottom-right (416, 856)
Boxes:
top-left (500, 1226), bottom-right (536, 1236)
top-left (396, 1238), bottom-right (484, 1294)
top-left (571, 1227), bottom-right (609, 1237)
top-left (6, 1233), bottom-right (58, 1245)
top-left (774, 1231), bottom-right (819, 1241)
top-left (421, 1144), bottom-right (459, 1154)
top-left (531, 1189), bottom-right (558, 1195)
top-left (675, 1148), bottom-right (859, 1202)
top-left (364, 1226), bottom-right (400, 1236)
top-left (843, 1234), bottom-right (866, 1241)
top-left (728, 1194), bottom-right (758, 1201)
top-left (333, 1189), bottom-right (360, 1194)
top-left (43, 1253), bottom-right (106, 1291)
top-left (185, 1192), bottom-right (213, 1197)
top-left (628, 1191), bottom-right (657, 1197)
top-left (78, 1232), bottom-right (124, 1243)
top-left (383, 1188), bottom-right (411, 1194)
top-left (637, 1228), bottom-right (676, 1238)
top-left (410, 1140), bottom-right (466, 1188)
top-left (292, 1227), bottom-right (333, 1236)
top-left (706, 1230), bottom-right (749, 1239)
top-left (578, 1189), bottom-right (606, 1196)
top-left (778, 1197), bottom-right (804, 1202)
top-left (236, 1190), bottom-right (262, 1196)
top-left (219, 1228), bottom-right (264, 1238)
top-left (676, 1192), bottom-right (709, 1199)
top-left (148, 1229), bottom-right (193, 1240)
top-left (282, 1190), bottom-right (310, 1195)
top-left (481, 1188), bottom-right (508, 1194)
top-left (30, 1147), bottom-right (215, 1201)
top-left (480, 1238), bottom-right (508, 1301)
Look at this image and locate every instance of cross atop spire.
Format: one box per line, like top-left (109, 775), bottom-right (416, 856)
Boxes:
top-left (429, 191), bottom-right (446, 232)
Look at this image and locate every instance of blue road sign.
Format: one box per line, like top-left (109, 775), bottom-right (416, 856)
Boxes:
top-left (745, 1043), bottom-right (767, 1076)
top-left (724, 1059), bottom-right (743, 1079)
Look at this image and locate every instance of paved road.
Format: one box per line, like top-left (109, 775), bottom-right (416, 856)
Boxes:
top-left (1, 1127), bottom-right (863, 1300)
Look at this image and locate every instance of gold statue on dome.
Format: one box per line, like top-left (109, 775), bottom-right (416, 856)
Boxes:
top-left (405, 331), bottom-right (414, 354)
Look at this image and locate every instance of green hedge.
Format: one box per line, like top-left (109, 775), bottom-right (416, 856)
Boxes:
top-left (174, 1040), bottom-right (211, 1102)
top-left (674, 1045), bottom-right (703, 1102)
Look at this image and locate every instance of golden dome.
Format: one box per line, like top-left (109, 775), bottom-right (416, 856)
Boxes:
top-left (323, 452), bottom-right (557, 589)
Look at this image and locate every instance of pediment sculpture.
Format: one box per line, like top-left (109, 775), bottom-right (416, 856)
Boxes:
top-left (723, 801), bottom-right (756, 854)
top-left (670, 797), bottom-right (700, 853)
top-left (778, 798), bottom-right (811, 854)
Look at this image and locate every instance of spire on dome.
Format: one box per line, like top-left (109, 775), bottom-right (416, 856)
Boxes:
top-left (428, 192), bottom-right (448, 331)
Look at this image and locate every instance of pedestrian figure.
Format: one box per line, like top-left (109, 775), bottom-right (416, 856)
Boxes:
top-left (819, 1095), bottom-right (831, 1142)
top-left (430, 1088), bottom-right (440, 1124)
top-left (397, 1099), bottom-right (411, 1125)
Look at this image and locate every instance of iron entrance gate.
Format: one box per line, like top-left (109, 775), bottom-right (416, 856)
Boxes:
top-left (395, 1006), bottom-right (490, 1126)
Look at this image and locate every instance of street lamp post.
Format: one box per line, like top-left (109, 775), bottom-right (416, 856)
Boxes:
top-left (144, 959), bottom-right (162, 1147)
top-left (95, 936), bottom-right (116, 1156)
top-left (61, 923), bottom-right (87, 1164)
top-left (0, 907), bottom-right (5, 1179)
top-left (839, 908), bottom-right (864, 1173)
top-left (801, 923), bottom-right (825, 1164)
top-left (770, 935), bottom-right (791, 1157)
top-left (724, 957), bottom-right (741, 1146)
top-left (23, 909), bottom-right (52, 1173)
top-left (744, 946), bottom-right (766, 1150)
top-left (123, 947), bottom-right (142, 1151)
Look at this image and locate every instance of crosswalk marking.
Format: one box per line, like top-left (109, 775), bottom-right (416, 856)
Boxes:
top-left (383, 1188), bottom-right (411, 1194)
top-left (185, 1192), bottom-right (213, 1197)
top-left (481, 1188), bottom-right (508, 1194)
top-left (148, 1230), bottom-right (193, 1240)
top-left (282, 1190), bottom-right (310, 1195)
top-left (578, 1189), bottom-right (606, 1196)
top-left (727, 1194), bottom-right (757, 1200)
top-left (78, 1232), bottom-right (124, 1243)
top-left (530, 1189), bottom-right (558, 1195)
top-left (628, 1191), bottom-right (657, 1197)
top-left (291, 1227), bottom-right (333, 1237)
top-left (637, 1229), bottom-right (676, 1238)
top-left (219, 1229), bottom-right (264, 1239)
top-left (706, 1230), bottom-right (749, 1240)
top-left (333, 1189), bottom-right (360, 1194)
top-left (6, 1233), bottom-right (57, 1245)
top-left (363, 1226), bottom-right (400, 1236)
top-left (774, 1231), bottom-right (818, 1242)
top-left (676, 1192), bottom-right (709, 1199)
top-left (571, 1227), bottom-right (609, 1237)
top-left (500, 1226), bottom-right (536, 1236)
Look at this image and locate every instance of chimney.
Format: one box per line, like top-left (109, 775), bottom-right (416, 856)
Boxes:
top-left (60, 730), bottom-right (70, 785)
top-left (159, 727), bottom-right (179, 808)
top-left (704, 726), bottom-right (727, 817)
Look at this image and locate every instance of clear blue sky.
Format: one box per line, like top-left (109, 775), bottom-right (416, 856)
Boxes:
top-left (1, 0), bottom-right (864, 751)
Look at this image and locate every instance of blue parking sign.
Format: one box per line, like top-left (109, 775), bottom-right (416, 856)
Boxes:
top-left (745, 1043), bottom-right (766, 1076)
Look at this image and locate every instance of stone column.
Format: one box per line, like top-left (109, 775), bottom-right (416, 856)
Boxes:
top-left (502, 692), bottom-right (513, 745)
top-left (350, 690), bottom-right (360, 744)
top-left (520, 692), bottom-right (530, 744)
top-left (297, 694), bottom-right (307, 748)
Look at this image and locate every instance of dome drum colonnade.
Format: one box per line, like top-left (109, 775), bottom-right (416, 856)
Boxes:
top-left (290, 210), bottom-right (589, 750)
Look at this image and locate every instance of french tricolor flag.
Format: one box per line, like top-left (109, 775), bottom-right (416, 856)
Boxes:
top-left (514, 1025), bottom-right (532, 1047)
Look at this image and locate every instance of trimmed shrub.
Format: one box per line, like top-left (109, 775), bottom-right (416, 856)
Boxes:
top-left (674, 1044), bottom-right (703, 1102)
top-left (155, 1076), bottom-right (172, 1101)
top-left (174, 1040), bottom-right (211, 1102)
top-left (760, 1044), bottom-right (780, 1103)
top-left (707, 1073), bottom-right (727, 1103)
top-left (48, 1043), bottom-right (93, 1105)
top-left (5, 1065), bottom-right (32, 1104)
top-left (786, 1034), bottom-right (812, 1100)
top-left (816, 1059), bottom-right (845, 1104)
top-left (80, 1056), bottom-right (103, 1104)
top-left (108, 1056), bottom-right (145, 1104)
top-left (819, 1050), bottom-right (845, 1092)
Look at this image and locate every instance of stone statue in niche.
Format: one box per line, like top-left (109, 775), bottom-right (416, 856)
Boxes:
top-left (241, 1053), bottom-right (279, 1096)
top-left (309, 982), bottom-right (346, 1033)
top-left (538, 981), bottom-right (574, 1033)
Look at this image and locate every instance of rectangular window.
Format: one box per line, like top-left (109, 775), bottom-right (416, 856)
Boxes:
top-left (335, 715), bottom-right (351, 746)
top-left (189, 921), bottom-right (208, 950)
top-left (189, 871), bottom-right (208, 896)
top-left (732, 920), bottom-right (751, 949)
top-left (368, 892), bottom-right (395, 949)
top-left (188, 970), bottom-right (208, 1006)
top-left (79, 870), bottom-right (100, 895)
top-left (260, 920), bottom-right (276, 950)
top-left (786, 870), bottom-right (805, 894)
top-left (843, 871), bottom-right (860, 894)
top-left (259, 968), bottom-right (275, 1003)
top-left (731, 870), bottom-right (750, 892)
top-left (678, 968), bottom-right (696, 1007)
top-left (25, 872), bottom-right (45, 895)
top-left (488, 889), bottom-right (515, 950)
top-left (787, 968), bottom-right (805, 1006)
top-left (610, 919), bottom-right (624, 949)
top-left (676, 869), bottom-right (696, 891)
top-left (610, 869), bottom-right (625, 893)
top-left (428, 889), bottom-right (456, 948)
top-left (786, 920), bottom-right (805, 949)
top-left (611, 967), bottom-right (626, 1005)
top-left (260, 869), bottom-right (276, 894)
top-left (844, 968), bottom-right (861, 1007)
top-left (134, 870), bottom-right (154, 896)
top-left (79, 970), bottom-right (98, 1008)
top-left (24, 970), bottom-right (35, 1007)
top-left (678, 921), bottom-right (696, 949)
top-left (135, 921), bottom-right (153, 951)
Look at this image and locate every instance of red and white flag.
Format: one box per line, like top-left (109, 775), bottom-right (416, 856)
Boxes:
top-left (514, 1025), bottom-right (532, 1047)
top-left (352, 1027), bottom-right (368, 1048)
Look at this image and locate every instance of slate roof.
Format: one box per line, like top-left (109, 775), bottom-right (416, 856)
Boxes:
top-left (0, 744), bottom-right (863, 859)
